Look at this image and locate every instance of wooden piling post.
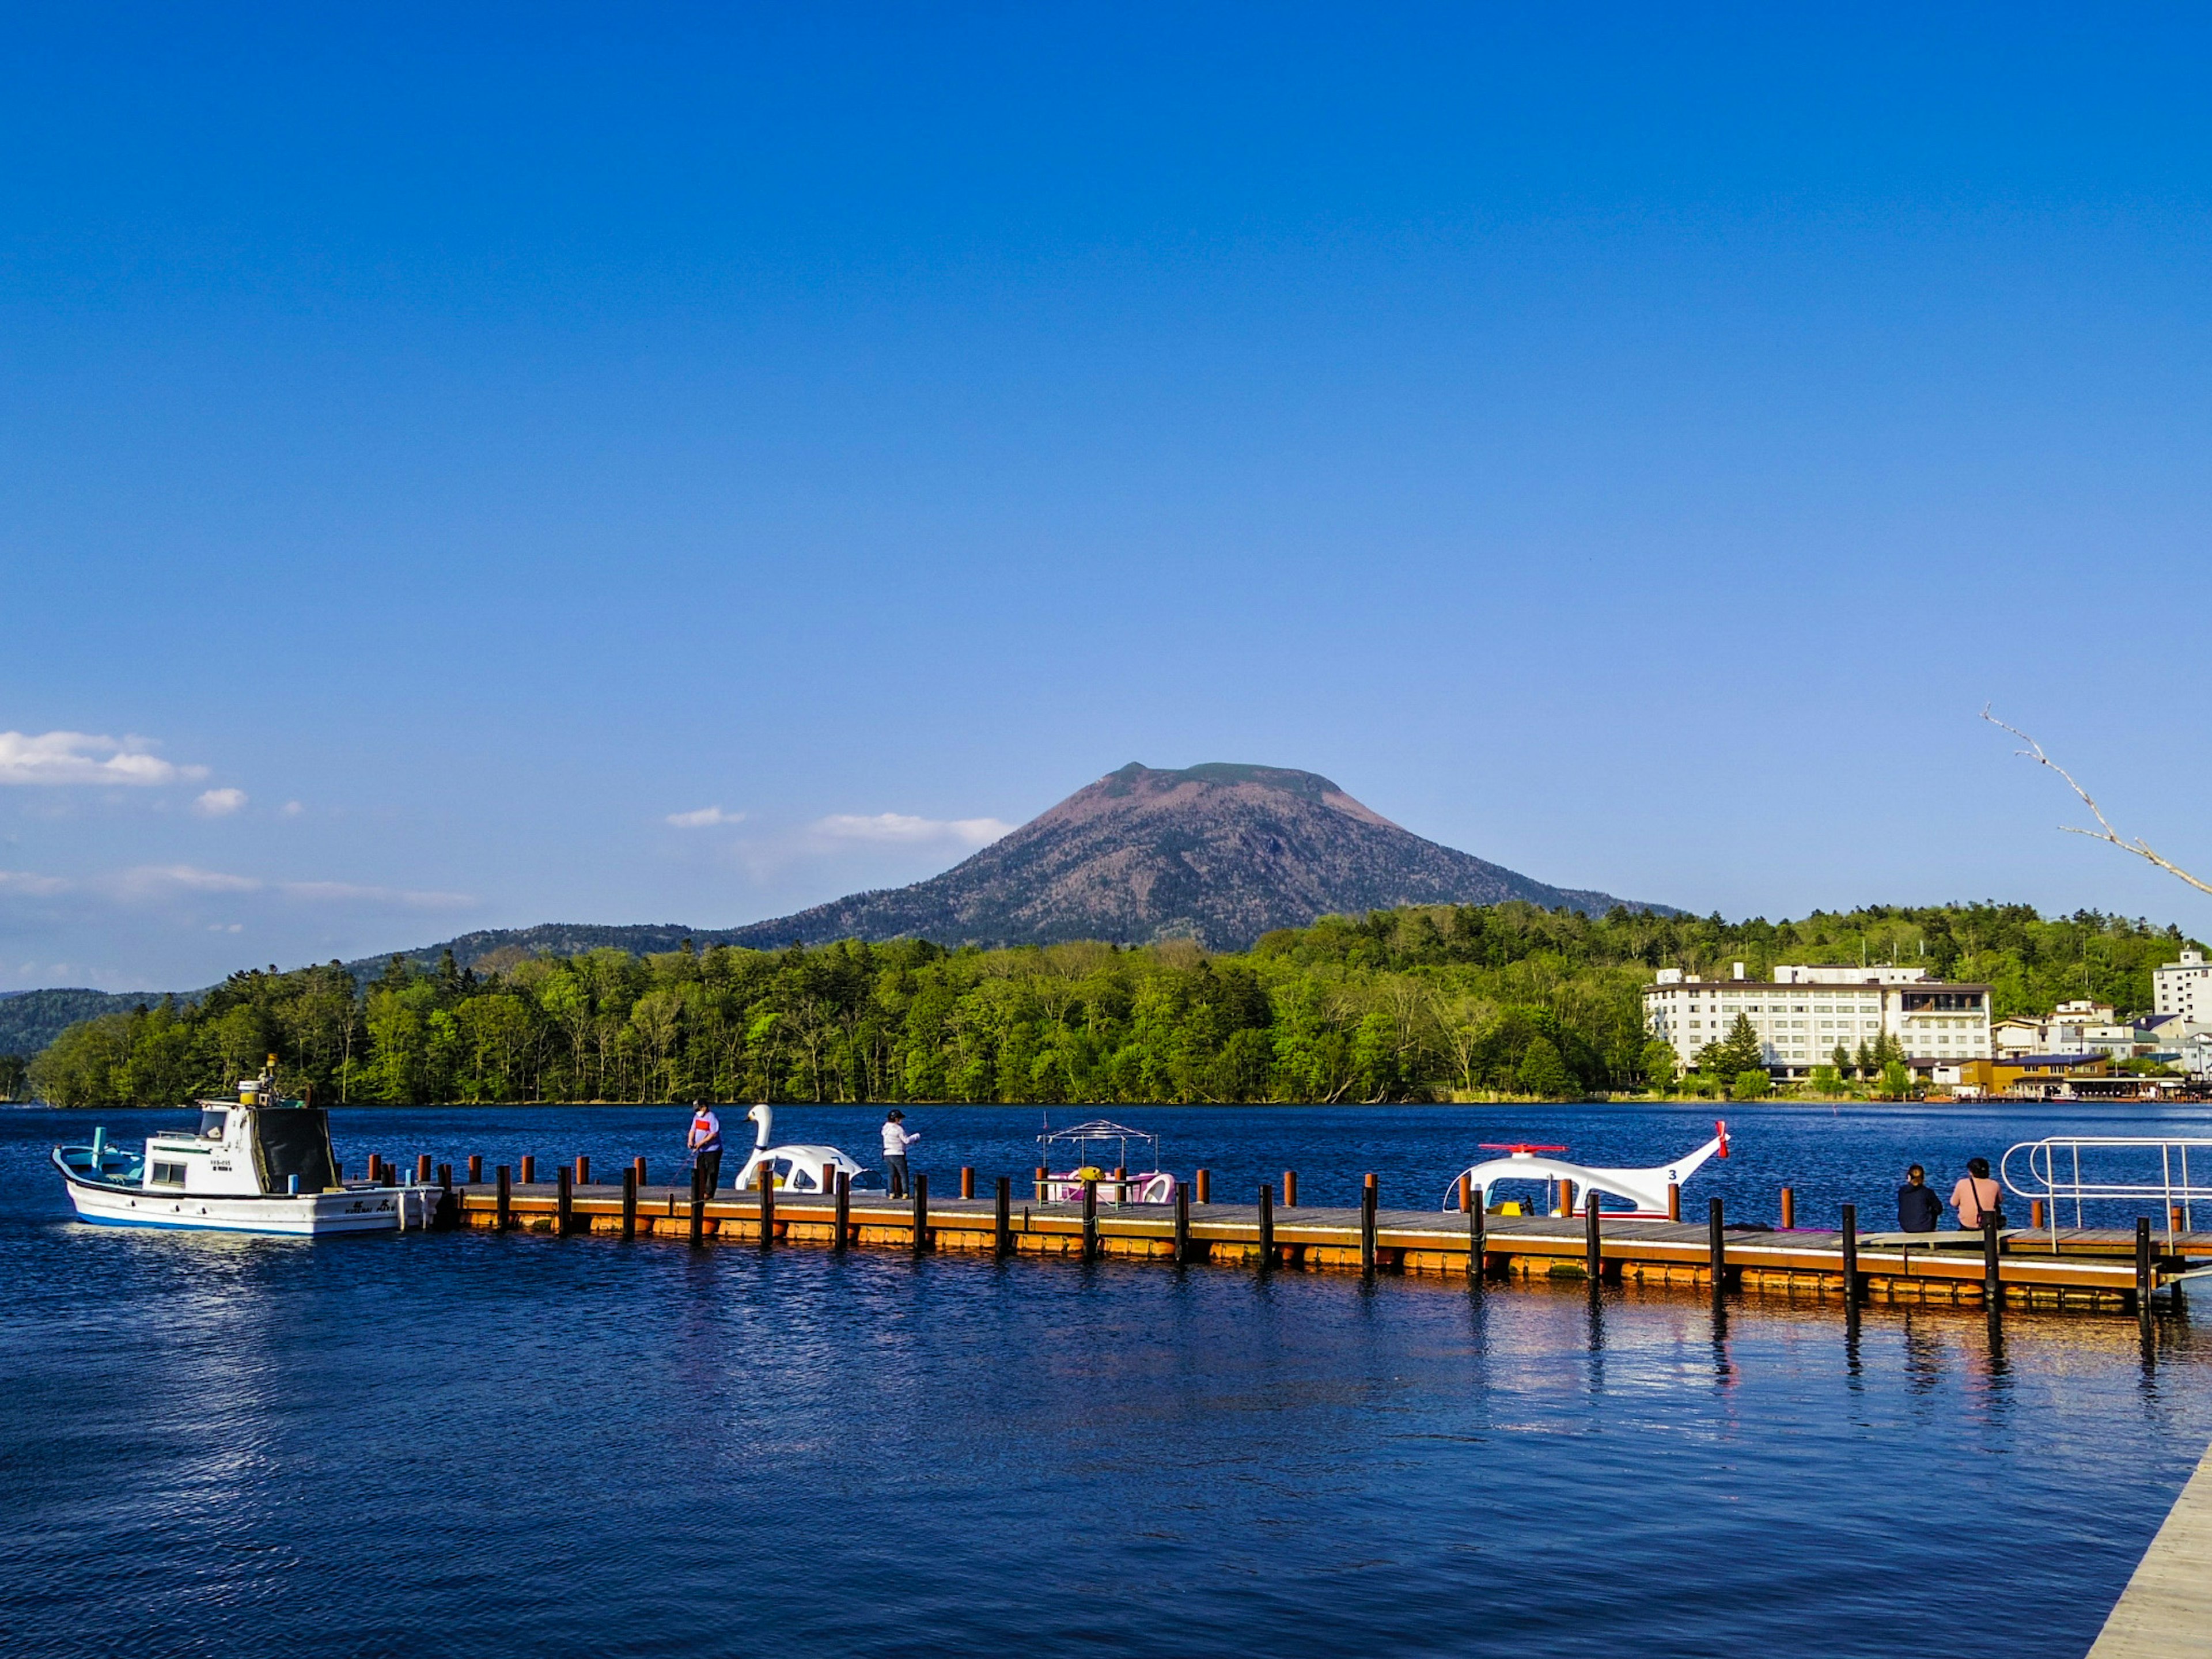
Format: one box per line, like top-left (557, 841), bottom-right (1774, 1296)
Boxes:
top-left (834, 1171), bottom-right (851, 1252)
top-left (634, 1155), bottom-right (647, 1187)
top-left (1982, 1214), bottom-right (2002, 1310)
top-left (556, 1165), bottom-right (573, 1235)
top-left (1173, 1183), bottom-right (1190, 1265)
top-left (1359, 1177), bottom-right (1377, 1280)
top-left (2174, 1204), bottom-right (2188, 1236)
top-left (1459, 1174), bottom-right (1471, 1214)
top-left (2032, 1198), bottom-right (2046, 1230)
top-left (759, 1164), bottom-right (775, 1249)
top-left (2136, 1216), bottom-right (2153, 1315)
top-left (1195, 1168), bottom-right (1211, 1205)
top-left (995, 1175), bottom-right (1012, 1257)
top-left (468, 1154), bottom-right (483, 1184)
top-left (520, 1154), bottom-right (536, 1185)
top-left (416, 1153), bottom-right (433, 1185)
top-left (1035, 1165), bottom-right (1048, 1203)
top-left (437, 1162), bottom-right (452, 1191)
top-left (1469, 1188), bottom-right (1485, 1281)
top-left (621, 1166), bottom-right (638, 1240)
top-left (912, 1172), bottom-right (929, 1256)
top-left (1708, 1197), bottom-right (1727, 1300)
top-left (1840, 1202), bottom-right (1859, 1307)
top-left (575, 1154), bottom-right (590, 1187)
top-left (961, 1166), bottom-right (975, 1200)
top-left (1779, 1185), bottom-right (1795, 1230)
top-left (1257, 1183), bottom-right (1274, 1268)
top-left (1585, 1190), bottom-right (1601, 1282)
top-left (1667, 1182), bottom-right (1680, 1223)
top-left (495, 1164), bottom-right (512, 1232)
top-left (688, 1164), bottom-right (705, 1247)
top-left (1283, 1170), bottom-right (1298, 1209)
top-left (1082, 1179), bottom-right (1099, 1261)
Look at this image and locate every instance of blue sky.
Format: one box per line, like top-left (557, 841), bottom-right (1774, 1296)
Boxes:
top-left (5, 3), bottom-right (2210, 990)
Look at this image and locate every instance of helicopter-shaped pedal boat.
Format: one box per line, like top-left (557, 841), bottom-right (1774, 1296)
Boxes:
top-left (1442, 1121), bottom-right (1730, 1217)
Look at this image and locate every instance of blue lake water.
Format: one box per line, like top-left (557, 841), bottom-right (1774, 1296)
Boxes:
top-left (5, 1100), bottom-right (2210, 1658)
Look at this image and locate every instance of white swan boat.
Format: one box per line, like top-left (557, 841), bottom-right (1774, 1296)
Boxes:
top-left (731, 1104), bottom-right (870, 1194)
top-left (1443, 1121), bottom-right (1730, 1217)
top-left (51, 1065), bottom-right (441, 1236)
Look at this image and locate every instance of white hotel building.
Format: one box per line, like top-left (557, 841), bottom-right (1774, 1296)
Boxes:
top-left (2154, 948), bottom-right (2212, 1025)
top-left (1643, 964), bottom-right (1994, 1078)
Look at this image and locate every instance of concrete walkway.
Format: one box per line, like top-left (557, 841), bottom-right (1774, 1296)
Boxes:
top-left (2088, 1437), bottom-right (2212, 1657)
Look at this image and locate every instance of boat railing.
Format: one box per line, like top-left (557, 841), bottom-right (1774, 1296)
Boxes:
top-left (2001, 1137), bottom-right (2212, 1249)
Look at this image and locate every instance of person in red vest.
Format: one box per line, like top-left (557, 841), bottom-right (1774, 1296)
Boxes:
top-left (687, 1103), bottom-right (724, 1195)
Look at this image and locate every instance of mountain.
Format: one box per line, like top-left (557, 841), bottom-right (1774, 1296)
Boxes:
top-left (0, 988), bottom-right (169, 1056)
top-left (6, 766), bottom-right (1669, 1036)
top-left (713, 762), bottom-right (1665, 952)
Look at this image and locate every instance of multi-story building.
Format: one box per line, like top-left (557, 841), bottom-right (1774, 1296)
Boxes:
top-left (2154, 948), bottom-right (2212, 1024)
top-left (1643, 963), bottom-right (1993, 1079)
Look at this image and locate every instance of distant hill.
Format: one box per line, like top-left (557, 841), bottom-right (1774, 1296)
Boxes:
top-left (706, 763), bottom-right (1667, 952)
top-left (0, 988), bottom-right (170, 1056)
top-left (6, 764), bottom-right (1671, 1042)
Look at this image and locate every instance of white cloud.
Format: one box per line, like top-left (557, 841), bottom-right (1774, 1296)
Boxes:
top-left (0, 869), bottom-right (72, 896)
top-left (666, 805), bottom-right (745, 828)
top-left (116, 864), bottom-right (263, 896)
top-left (281, 800), bottom-right (304, 817)
top-left (192, 787), bottom-right (249, 817)
top-left (0, 730), bottom-right (209, 787)
top-left (812, 813), bottom-right (1014, 848)
top-left (277, 881), bottom-right (473, 909)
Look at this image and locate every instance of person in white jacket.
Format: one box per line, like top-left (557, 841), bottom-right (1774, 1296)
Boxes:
top-left (881, 1110), bottom-right (919, 1198)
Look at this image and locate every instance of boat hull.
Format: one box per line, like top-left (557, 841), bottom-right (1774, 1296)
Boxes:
top-left (55, 1163), bottom-right (436, 1236)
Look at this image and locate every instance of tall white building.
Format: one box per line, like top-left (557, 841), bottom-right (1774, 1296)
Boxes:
top-left (1643, 964), bottom-right (1993, 1078)
top-left (2154, 949), bottom-right (2212, 1024)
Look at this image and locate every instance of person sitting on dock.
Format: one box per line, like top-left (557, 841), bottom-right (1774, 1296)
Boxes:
top-left (688, 1103), bottom-right (724, 1195)
top-left (1897, 1165), bottom-right (1941, 1232)
top-left (881, 1109), bottom-right (919, 1198)
top-left (1950, 1157), bottom-right (2005, 1232)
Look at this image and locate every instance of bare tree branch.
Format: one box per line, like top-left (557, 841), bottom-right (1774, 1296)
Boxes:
top-left (1982, 706), bottom-right (2212, 898)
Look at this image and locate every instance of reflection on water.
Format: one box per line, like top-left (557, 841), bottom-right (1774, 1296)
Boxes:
top-left (3, 1105), bottom-right (2210, 1659)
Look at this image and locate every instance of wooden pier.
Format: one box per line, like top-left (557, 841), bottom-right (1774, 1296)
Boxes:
top-left (441, 1175), bottom-right (2211, 1315)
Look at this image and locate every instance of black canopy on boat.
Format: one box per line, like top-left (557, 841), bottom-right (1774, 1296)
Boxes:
top-left (253, 1107), bottom-right (338, 1194)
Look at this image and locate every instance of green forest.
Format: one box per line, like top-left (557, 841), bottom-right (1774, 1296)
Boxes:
top-left (20, 901), bottom-right (2202, 1108)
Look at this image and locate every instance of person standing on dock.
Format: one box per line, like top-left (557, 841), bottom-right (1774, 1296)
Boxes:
top-left (881, 1109), bottom-right (919, 1198)
top-left (1950, 1157), bottom-right (2005, 1231)
top-left (688, 1103), bottom-right (724, 1195)
top-left (1897, 1165), bottom-right (1941, 1232)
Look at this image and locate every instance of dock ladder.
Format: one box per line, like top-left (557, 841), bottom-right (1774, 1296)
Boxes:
top-left (2002, 1137), bottom-right (2211, 1251)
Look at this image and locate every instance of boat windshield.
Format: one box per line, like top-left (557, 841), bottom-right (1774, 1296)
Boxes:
top-left (199, 1109), bottom-right (229, 1138)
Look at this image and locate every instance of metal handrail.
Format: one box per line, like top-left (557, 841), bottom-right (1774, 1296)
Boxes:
top-left (2001, 1137), bottom-right (2211, 1249)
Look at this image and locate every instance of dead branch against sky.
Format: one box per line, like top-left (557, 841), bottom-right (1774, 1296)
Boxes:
top-left (1983, 707), bottom-right (2212, 899)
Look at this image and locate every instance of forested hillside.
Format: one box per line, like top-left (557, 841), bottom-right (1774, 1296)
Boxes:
top-left (25, 902), bottom-right (2200, 1108)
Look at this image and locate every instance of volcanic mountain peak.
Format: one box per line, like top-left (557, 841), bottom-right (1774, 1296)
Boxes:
top-left (706, 760), bottom-right (1667, 952)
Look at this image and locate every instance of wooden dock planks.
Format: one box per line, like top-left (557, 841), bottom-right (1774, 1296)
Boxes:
top-left (2087, 1436), bottom-right (2212, 1658)
top-left (445, 1182), bottom-right (2194, 1313)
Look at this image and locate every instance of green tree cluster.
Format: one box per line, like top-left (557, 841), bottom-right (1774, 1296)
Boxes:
top-left (25, 900), bottom-right (2203, 1108)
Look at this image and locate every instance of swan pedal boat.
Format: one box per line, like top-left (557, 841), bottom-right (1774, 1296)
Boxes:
top-left (732, 1104), bottom-right (870, 1194)
top-left (52, 1076), bottom-right (439, 1236)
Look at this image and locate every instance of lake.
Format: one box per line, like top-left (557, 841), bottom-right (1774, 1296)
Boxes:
top-left (3, 1100), bottom-right (2209, 1658)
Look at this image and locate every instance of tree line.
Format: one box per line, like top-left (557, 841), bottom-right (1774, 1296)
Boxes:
top-left (22, 900), bottom-right (2200, 1108)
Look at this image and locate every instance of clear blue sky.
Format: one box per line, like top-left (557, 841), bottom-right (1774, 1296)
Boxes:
top-left (5, 3), bottom-right (2209, 990)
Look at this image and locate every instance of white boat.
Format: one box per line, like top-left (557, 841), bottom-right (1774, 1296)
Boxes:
top-left (51, 1062), bottom-right (441, 1236)
top-left (1037, 1119), bottom-right (1176, 1205)
top-left (731, 1104), bottom-right (870, 1194)
top-left (1442, 1121), bottom-right (1731, 1217)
